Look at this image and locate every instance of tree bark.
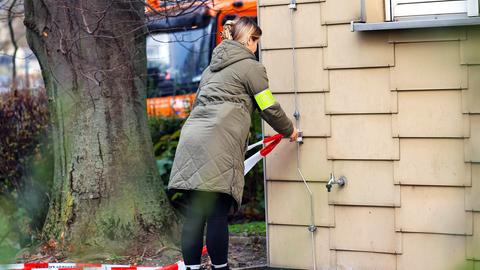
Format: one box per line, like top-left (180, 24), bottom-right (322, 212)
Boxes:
top-left (8, 0), bottom-right (18, 89)
top-left (23, 0), bottom-right (180, 256)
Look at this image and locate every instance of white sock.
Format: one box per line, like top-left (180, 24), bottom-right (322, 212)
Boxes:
top-left (211, 263), bottom-right (228, 268)
top-left (185, 264), bottom-right (202, 270)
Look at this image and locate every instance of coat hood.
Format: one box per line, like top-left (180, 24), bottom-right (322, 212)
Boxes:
top-left (209, 40), bottom-right (256, 72)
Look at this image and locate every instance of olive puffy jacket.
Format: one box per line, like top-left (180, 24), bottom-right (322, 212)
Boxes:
top-left (168, 40), bottom-right (293, 210)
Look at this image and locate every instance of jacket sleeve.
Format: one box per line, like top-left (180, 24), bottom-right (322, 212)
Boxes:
top-left (244, 62), bottom-right (294, 137)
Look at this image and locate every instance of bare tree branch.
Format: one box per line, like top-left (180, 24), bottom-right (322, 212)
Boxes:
top-left (7, 0), bottom-right (19, 89)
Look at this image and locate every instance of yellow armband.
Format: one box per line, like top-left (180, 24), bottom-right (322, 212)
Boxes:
top-left (254, 89), bottom-right (276, 110)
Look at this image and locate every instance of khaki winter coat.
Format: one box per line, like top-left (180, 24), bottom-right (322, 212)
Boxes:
top-left (168, 40), bottom-right (293, 210)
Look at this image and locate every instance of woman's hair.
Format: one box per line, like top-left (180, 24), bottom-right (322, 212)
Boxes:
top-left (220, 16), bottom-right (262, 45)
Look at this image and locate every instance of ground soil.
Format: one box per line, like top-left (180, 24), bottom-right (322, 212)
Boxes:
top-left (158, 233), bottom-right (268, 269)
top-left (226, 234), bottom-right (267, 269)
top-left (19, 234), bottom-right (267, 270)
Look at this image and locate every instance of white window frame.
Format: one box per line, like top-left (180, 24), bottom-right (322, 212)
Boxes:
top-left (385, 0), bottom-right (479, 21)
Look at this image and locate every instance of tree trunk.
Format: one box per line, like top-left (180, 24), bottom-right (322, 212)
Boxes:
top-left (8, 0), bottom-right (18, 90)
top-left (23, 0), bottom-right (180, 256)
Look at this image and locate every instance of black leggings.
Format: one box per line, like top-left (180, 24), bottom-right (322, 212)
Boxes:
top-left (181, 191), bottom-right (233, 266)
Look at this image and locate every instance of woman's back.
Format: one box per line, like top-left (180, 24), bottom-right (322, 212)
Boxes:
top-left (168, 40), bottom-right (258, 208)
top-left (167, 17), bottom-right (296, 270)
top-left (169, 38), bottom-right (293, 210)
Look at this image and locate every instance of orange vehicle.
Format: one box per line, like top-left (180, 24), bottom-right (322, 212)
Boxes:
top-left (145, 0), bottom-right (257, 117)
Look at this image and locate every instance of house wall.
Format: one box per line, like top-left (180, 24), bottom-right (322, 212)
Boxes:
top-left (259, 1), bottom-right (480, 269)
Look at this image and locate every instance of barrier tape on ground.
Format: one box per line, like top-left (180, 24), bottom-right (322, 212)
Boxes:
top-left (1, 261), bottom-right (185, 270)
top-left (244, 134), bottom-right (283, 175)
top-left (0, 246), bottom-right (209, 270)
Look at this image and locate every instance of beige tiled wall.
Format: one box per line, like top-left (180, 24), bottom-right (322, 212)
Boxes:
top-left (461, 27), bottom-right (480, 65)
top-left (390, 42), bottom-right (467, 90)
top-left (324, 24), bottom-right (394, 69)
top-left (327, 115), bottom-right (399, 160)
top-left (467, 115), bottom-right (480, 162)
top-left (332, 206), bottom-right (399, 253)
top-left (398, 234), bottom-right (467, 270)
top-left (393, 139), bottom-right (470, 186)
top-left (466, 66), bottom-right (480, 113)
top-left (321, 0), bottom-right (361, 25)
top-left (260, 0), bottom-right (323, 6)
top-left (267, 181), bottom-right (333, 226)
top-left (330, 161), bottom-right (399, 206)
top-left (388, 28), bottom-right (467, 43)
top-left (259, 3), bottom-right (327, 50)
top-left (326, 68), bottom-right (394, 114)
top-left (395, 186), bottom-right (472, 235)
top-left (393, 91), bottom-right (466, 137)
top-left (336, 251), bottom-right (396, 270)
top-left (467, 212), bottom-right (480, 260)
top-left (260, 1), bottom-right (479, 269)
top-left (262, 49), bottom-right (329, 93)
top-left (467, 164), bottom-right (480, 211)
top-left (265, 93), bottom-right (330, 137)
top-left (268, 225), bottom-right (333, 269)
top-left (266, 138), bottom-right (332, 181)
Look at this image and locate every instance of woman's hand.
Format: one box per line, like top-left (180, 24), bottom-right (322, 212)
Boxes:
top-left (289, 126), bottom-right (298, 142)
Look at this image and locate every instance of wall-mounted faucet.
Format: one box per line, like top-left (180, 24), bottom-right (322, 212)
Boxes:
top-left (326, 173), bottom-right (346, 192)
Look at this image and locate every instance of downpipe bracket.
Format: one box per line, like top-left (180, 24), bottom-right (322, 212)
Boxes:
top-left (296, 130), bottom-right (303, 144)
top-left (289, 0), bottom-right (297, 10)
top-left (293, 111), bottom-right (303, 144)
top-left (293, 110), bottom-right (300, 120)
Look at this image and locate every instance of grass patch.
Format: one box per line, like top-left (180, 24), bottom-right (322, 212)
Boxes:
top-left (229, 221), bottom-right (266, 235)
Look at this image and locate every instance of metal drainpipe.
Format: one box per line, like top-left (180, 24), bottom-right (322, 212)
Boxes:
top-left (288, 0), bottom-right (318, 269)
top-left (257, 0), bottom-right (271, 266)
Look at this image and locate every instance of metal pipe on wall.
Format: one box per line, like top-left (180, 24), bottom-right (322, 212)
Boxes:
top-left (256, 0), bottom-right (271, 266)
top-left (288, 0), bottom-right (318, 269)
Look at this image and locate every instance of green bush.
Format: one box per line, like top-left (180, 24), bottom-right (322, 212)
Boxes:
top-left (0, 89), bottom-right (50, 194)
top-left (0, 89), bottom-right (53, 260)
top-left (148, 116), bottom-right (185, 186)
top-left (0, 196), bottom-right (21, 263)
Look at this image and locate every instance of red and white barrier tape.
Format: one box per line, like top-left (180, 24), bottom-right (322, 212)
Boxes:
top-left (244, 134), bottom-right (283, 175)
top-left (1, 246), bottom-right (209, 270)
top-left (1, 261), bottom-right (186, 270)
top-left (2, 138), bottom-right (284, 270)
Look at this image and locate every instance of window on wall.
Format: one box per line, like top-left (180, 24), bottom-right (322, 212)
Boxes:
top-left (386, 0), bottom-right (479, 21)
top-left (352, 0), bottom-right (480, 31)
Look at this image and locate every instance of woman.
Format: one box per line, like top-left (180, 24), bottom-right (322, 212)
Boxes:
top-left (168, 17), bottom-right (297, 270)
